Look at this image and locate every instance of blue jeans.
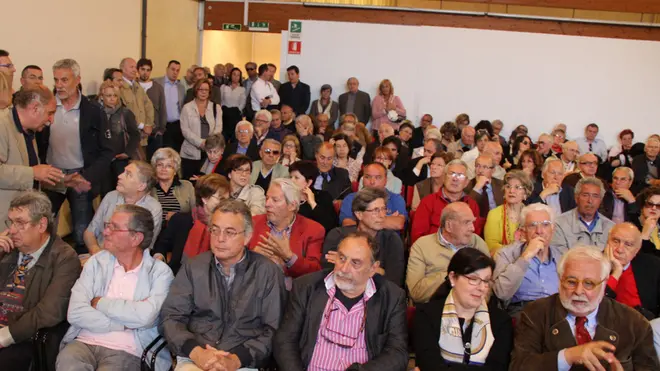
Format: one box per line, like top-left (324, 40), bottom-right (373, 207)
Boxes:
top-left (45, 168), bottom-right (94, 254)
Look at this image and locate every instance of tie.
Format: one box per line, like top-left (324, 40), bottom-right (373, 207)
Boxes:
top-left (575, 317), bottom-right (592, 345)
top-left (13, 254), bottom-right (33, 287)
top-left (588, 143), bottom-right (593, 152)
top-left (479, 185), bottom-right (490, 218)
top-left (321, 172), bottom-right (330, 187)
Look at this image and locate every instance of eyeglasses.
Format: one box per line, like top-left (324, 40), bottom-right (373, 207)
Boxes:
top-left (103, 222), bottom-right (136, 233)
top-left (375, 157), bottom-right (390, 162)
top-left (524, 220), bottom-right (552, 229)
top-left (156, 162), bottom-right (175, 170)
top-left (264, 148), bottom-right (280, 156)
top-left (233, 168), bottom-right (251, 175)
top-left (209, 226), bottom-right (244, 240)
top-left (462, 275), bottom-right (493, 287)
top-left (237, 129), bottom-right (250, 134)
top-left (475, 164), bottom-right (494, 170)
top-left (0, 63), bottom-right (14, 69)
top-left (448, 172), bottom-right (467, 180)
top-left (504, 184), bottom-right (525, 191)
top-left (578, 193), bottom-right (602, 200)
top-left (612, 176), bottom-right (630, 182)
top-left (579, 161), bottom-right (598, 166)
top-left (4, 219), bottom-right (31, 230)
top-left (561, 277), bottom-right (605, 291)
top-left (364, 206), bottom-right (387, 215)
top-left (284, 143), bottom-right (296, 149)
top-left (646, 201), bottom-right (660, 209)
top-left (197, 88), bottom-right (210, 92)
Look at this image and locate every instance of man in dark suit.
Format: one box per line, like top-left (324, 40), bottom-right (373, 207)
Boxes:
top-left (527, 158), bottom-right (576, 216)
top-left (510, 246), bottom-right (659, 371)
top-left (313, 142), bottom-right (351, 200)
top-left (404, 138), bottom-right (444, 186)
top-left (37, 58), bottom-right (114, 254)
top-left (217, 121), bottom-right (260, 175)
top-left (363, 124), bottom-right (394, 164)
top-left (137, 58), bottom-right (167, 160)
top-left (154, 60), bottom-right (186, 153)
top-left (410, 113), bottom-right (433, 149)
top-left (466, 154), bottom-right (504, 219)
top-left (631, 137), bottom-right (660, 195)
top-left (600, 167), bottom-right (638, 223)
top-left (604, 223), bottom-right (660, 320)
top-left (338, 77), bottom-right (371, 124)
top-left (279, 65), bottom-right (310, 116)
top-left (562, 153), bottom-right (600, 189)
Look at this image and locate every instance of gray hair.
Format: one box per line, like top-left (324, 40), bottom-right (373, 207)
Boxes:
top-left (542, 157), bottom-right (564, 174)
top-left (150, 147), bottom-right (182, 173)
top-left (9, 190), bottom-right (54, 233)
top-left (212, 199), bottom-right (254, 236)
top-left (578, 153), bottom-right (598, 162)
top-left (115, 204), bottom-right (154, 250)
top-left (262, 138), bottom-right (281, 149)
top-left (235, 120), bottom-right (254, 134)
top-left (575, 177), bottom-right (605, 198)
top-left (270, 178), bottom-right (301, 212)
top-left (341, 231), bottom-right (380, 264)
top-left (557, 245), bottom-right (611, 281)
top-left (561, 140), bottom-right (578, 152)
top-left (446, 159), bottom-right (468, 171)
top-left (647, 137), bottom-right (660, 146)
top-left (504, 169), bottom-right (534, 198)
top-left (476, 154), bottom-right (495, 167)
top-left (255, 109), bottom-right (272, 123)
top-left (612, 166), bottom-right (634, 182)
top-left (204, 133), bottom-right (226, 151)
top-left (295, 114), bottom-right (313, 127)
top-left (440, 202), bottom-right (469, 228)
top-left (130, 160), bottom-right (157, 192)
top-left (520, 203), bottom-right (556, 225)
top-left (352, 188), bottom-right (389, 215)
top-left (52, 58), bottom-right (81, 77)
top-left (12, 85), bottom-right (54, 109)
top-left (424, 128), bottom-right (441, 140)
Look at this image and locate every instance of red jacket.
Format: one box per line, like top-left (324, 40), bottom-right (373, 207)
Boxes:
top-left (248, 214), bottom-right (325, 278)
top-left (410, 190), bottom-right (482, 244)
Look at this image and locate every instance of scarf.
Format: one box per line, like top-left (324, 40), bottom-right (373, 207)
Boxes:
top-left (439, 290), bottom-right (494, 366)
top-left (651, 225), bottom-right (660, 250)
top-left (182, 206), bottom-right (211, 258)
top-left (316, 99), bottom-right (332, 117)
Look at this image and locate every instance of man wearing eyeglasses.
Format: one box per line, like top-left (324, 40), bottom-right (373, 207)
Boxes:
top-left (0, 50), bottom-right (16, 82)
top-left (242, 62), bottom-right (258, 96)
top-left (467, 154), bottom-right (504, 222)
top-left (562, 153), bottom-right (602, 189)
top-left (0, 191), bottom-right (80, 371)
top-left (274, 232), bottom-right (408, 371)
top-left (250, 139), bottom-right (289, 195)
top-left (492, 203), bottom-right (562, 316)
top-left (536, 133), bottom-right (554, 161)
top-left (511, 246), bottom-right (658, 371)
top-left (551, 177), bottom-right (614, 255)
top-left (527, 158), bottom-right (577, 216)
top-left (599, 167), bottom-right (638, 224)
top-left (407, 202), bottom-right (489, 304)
top-left (324, 188), bottom-right (405, 287)
top-left (217, 121), bottom-right (260, 171)
top-left (162, 199), bottom-right (286, 371)
top-left (58, 204), bottom-right (174, 371)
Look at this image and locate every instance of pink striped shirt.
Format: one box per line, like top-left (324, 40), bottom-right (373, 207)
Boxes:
top-left (308, 273), bottom-right (376, 371)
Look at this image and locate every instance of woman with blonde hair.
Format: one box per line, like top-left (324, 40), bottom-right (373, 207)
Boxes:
top-left (280, 134), bottom-right (301, 166)
top-left (371, 79), bottom-right (406, 132)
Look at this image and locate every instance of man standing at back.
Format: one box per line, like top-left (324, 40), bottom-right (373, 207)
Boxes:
top-left (137, 58), bottom-right (166, 160)
top-left (279, 66), bottom-right (310, 116)
top-left (251, 64), bottom-right (280, 115)
top-left (119, 57), bottom-right (155, 160)
top-left (243, 62), bottom-right (258, 95)
top-left (154, 60), bottom-right (185, 153)
top-left (39, 59), bottom-right (114, 254)
top-left (338, 77), bottom-right (371, 125)
top-left (411, 114), bottom-right (433, 149)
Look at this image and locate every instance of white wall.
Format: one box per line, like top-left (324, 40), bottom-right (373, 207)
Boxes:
top-left (283, 20), bottom-right (660, 144)
top-left (1, 0), bottom-right (141, 95)
top-left (202, 31), bottom-right (281, 74)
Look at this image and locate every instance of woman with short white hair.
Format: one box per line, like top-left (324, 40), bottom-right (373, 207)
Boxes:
top-left (150, 148), bottom-right (196, 224)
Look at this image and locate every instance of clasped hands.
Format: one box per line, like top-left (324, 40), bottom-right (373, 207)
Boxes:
top-left (191, 344), bottom-right (241, 371)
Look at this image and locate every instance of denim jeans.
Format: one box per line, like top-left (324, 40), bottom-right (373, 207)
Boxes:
top-left (45, 168), bottom-right (94, 254)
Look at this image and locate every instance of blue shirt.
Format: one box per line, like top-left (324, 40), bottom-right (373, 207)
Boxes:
top-left (511, 250), bottom-right (559, 303)
top-left (338, 189), bottom-right (408, 225)
top-left (474, 183), bottom-right (497, 211)
top-left (163, 78), bottom-right (181, 122)
top-left (558, 307), bottom-right (599, 371)
top-left (236, 143), bottom-right (248, 155)
top-left (544, 185), bottom-right (563, 216)
top-left (314, 170), bottom-right (332, 190)
top-left (579, 213), bottom-right (600, 233)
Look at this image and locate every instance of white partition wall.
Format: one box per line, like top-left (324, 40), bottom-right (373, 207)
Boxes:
top-left (283, 20), bottom-right (660, 142)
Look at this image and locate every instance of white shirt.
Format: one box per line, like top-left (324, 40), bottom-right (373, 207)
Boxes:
top-left (250, 78), bottom-right (280, 111)
top-left (138, 81), bottom-right (153, 92)
top-left (576, 137), bottom-right (608, 161)
top-left (220, 84), bottom-right (246, 111)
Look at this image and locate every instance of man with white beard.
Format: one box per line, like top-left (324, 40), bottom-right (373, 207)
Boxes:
top-left (510, 246), bottom-right (658, 371)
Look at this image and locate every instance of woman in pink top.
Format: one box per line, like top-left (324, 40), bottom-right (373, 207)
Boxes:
top-left (371, 79), bottom-right (406, 132)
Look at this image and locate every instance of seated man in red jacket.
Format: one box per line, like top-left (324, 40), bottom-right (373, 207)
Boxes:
top-left (249, 178), bottom-right (324, 288)
top-left (411, 159), bottom-right (481, 244)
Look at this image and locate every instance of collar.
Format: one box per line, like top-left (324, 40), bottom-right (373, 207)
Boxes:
top-left (440, 188), bottom-right (464, 203)
top-left (123, 76), bottom-right (134, 86)
top-left (55, 90), bottom-right (82, 110)
top-left (578, 211), bottom-right (600, 226)
top-left (324, 271), bottom-right (376, 301)
top-left (237, 142), bottom-right (249, 150)
top-left (112, 253), bottom-right (144, 273)
top-left (20, 236), bottom-right (50, 265)
top-left (437, 228), bottom-right (462, 251)
top-left (566, 304), bottom-right (599, 325)
top-left (267, 215), bottom-right (296, 234)
top-left (12, 106), bottom-right (33, 137)
top-left (164, 78), bottom-right (179, 86)
top-left (156, 176), bottom-right (181, 192)
top-left (214, 249), bottom-right (247, 276)
top-left (623, 262), bottom-right (631, 271)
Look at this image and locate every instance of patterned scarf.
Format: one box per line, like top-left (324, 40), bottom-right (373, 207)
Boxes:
top-left (438, 290), bottom-right (494, 366)
top-left (182, 206), bottom-right (211, 258)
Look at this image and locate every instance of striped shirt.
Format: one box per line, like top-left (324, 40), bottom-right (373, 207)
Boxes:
top-left (155, 182), bottom-right (181, 222)
top-left (308, 272), bottom-right (376, 370)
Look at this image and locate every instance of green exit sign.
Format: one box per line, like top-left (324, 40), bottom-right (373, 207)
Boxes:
top-left (222, 23), bottom-right (242, 31)
top-left (249, 21), bottom-right (269, 32)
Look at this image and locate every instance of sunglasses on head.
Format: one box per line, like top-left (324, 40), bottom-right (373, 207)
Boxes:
top-left (264, 149), bottom-right (280, 156)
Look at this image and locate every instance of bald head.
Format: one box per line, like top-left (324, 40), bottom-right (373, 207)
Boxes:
top-left (120, 57), bottom-right (137, 81)
top-left (440, 202), bottom-right (472, 228)
top-left (607, 222), bottom-right (642, 267)
top-left (461, 126), bottom-right (475, 146)
top-left (483, 142), bottom-right (503, 164)
top-left (561, 141), bottom-right (579, 162)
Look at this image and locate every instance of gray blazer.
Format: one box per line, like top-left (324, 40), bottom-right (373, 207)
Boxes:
top-left (153, 76), bottom-right (185, 122)
top-left (250, 161), bottom-right (289, 185)
top-left (338, 90), bottom-right (371, 124)
top-left (551, 209), bottom-right (615, 254)
top-left (145, 80), bottom-right (167, 133)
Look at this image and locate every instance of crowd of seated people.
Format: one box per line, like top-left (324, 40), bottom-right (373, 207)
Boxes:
top-left (3, 48), bottom-right (660, 370)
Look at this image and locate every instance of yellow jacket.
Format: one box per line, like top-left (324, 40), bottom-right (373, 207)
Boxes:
top-left (118, 80), bottom-right (154, 146)
top-left (484, 205), bottom-right (520, 255)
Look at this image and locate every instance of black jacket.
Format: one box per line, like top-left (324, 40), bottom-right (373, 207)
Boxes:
top-left (152, 212), bottom-right (193, 275)
top-left (36, 95), bottom-right (114, 196)
top-left (411, 126), bottom-right (425, 149)
top-left (404, 156), bottom-right (429, 186)
top-left (321, 226), bottom-right (406, 288)
top-left (599, 189), bottom-right (639, 222)
top-left (217, 140), bottom-right (260, 175)
top-left (605, 252), bottom-right (660, 320)
top-left (321, 166), bottom-right (352, 201)
top-left (273, 269), bottom-right (409, 371)
top-left (279, 81), bottom-right (311, 116)
top-left (526, 181), bottom-right (577, 213)
top-left (631, 154), bottom-right (660, 195)
top-left (298, 189), bottom-right (338, 236)
top-left (414, 284), bottom-right (513, 371)
top-left (632, 218), bottom-right (660, 260)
